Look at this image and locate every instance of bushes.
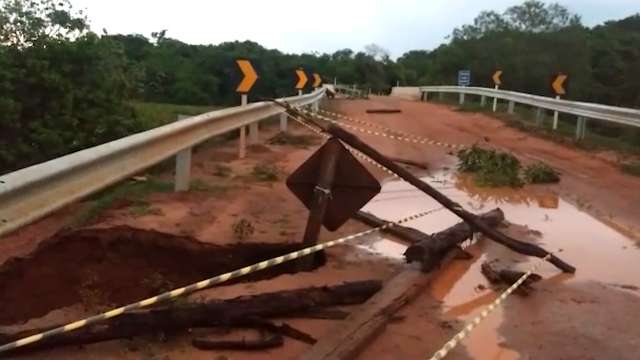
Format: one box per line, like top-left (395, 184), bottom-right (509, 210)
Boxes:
top-left (458, 146), bottom-right (523, 187)
top-left (457, 145), bottom-right (560, 187)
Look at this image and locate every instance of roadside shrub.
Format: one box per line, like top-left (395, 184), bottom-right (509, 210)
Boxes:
top-left (457, 146), bottom-right (523, 187)
top-left (232, 219), bottom-right (255, 241)
top-left (523, 162), bottom-right (560, 183)
top-left (252, 164), bottom-right (278, 181)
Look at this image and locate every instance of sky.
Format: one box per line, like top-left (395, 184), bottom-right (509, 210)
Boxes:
top-left (73, 0), bottom-right (639, 58)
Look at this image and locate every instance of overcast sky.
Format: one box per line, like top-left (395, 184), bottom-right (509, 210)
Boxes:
top-left (74, 0), bottom-right (639, 58)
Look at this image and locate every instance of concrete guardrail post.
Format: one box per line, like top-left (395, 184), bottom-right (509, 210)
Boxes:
top-left (439, 92), bottom-right (444, 101)
top-left (576, 116), bottom-right (587, 140)
top-left (480, 95), bottom-right (486, 107)
top-left (535, 108), bottom-right (544, 126)
top-left (459, 93), bottom-right (465, 105)
top-left (174, 114), bottom-right (192, 192)
top-left (508, 101), bottom-right (515, 114)
top-left (239, 94), bottom-right (248, 159)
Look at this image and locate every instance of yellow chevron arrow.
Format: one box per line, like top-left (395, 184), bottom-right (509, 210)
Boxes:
top-left (492, 70), bottom-right (502, 86)
top-left (313, 73), bottom-right (322, 88)
top-left (295, 69), bottom-right (308, 89)
top-left (552, 74), bottom-right (567, 95)
top-left (236, 59), bottom-right (258, 93)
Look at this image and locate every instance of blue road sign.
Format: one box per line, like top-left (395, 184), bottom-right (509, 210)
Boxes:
top-left (458, 70), bottom-right (471, 87)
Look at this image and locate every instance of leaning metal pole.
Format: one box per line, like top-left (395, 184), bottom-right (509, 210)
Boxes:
top-left (277, 102), bottom-right (575, 273)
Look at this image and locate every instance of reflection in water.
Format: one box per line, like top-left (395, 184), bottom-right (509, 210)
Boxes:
top-left (362, 171), bottom-right (640, 359)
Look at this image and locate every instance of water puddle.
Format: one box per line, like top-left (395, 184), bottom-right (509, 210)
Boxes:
top-left (362, 170), bottom-right (640, 359)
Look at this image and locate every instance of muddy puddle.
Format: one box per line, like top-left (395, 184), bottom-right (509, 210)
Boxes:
top-left (361, 170), bottom-right (640, 359)
top-left (0, 226), bottom-right (324, 325)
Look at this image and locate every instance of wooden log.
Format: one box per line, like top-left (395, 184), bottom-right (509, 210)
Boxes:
top-left (321, 121), bottom-right (576, 273)
top-left (404, 209), bottom-right (505, 271)
top-left (0, 281), bottom-right (381, 355)
top-left (480, 262), bottom-right (542, 296)
top-left (300, 209), bottom-right (504, 360)
top-left (352, 211), bottom-right (429, 245)
top-left (193, 331), bottom-right (284, 350)
top-left (365, 109), bottom-right (402, 114)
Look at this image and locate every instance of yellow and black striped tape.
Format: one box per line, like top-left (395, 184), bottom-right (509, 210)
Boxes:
top-left (427, 254), bottom-right (551, 360)
top-left (309, 109), bottom-right (466, 150)
top-left (0, 208), bottom-right (443, 353)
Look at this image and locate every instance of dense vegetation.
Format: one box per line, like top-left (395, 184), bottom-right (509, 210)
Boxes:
top-left (1, 0), bottom-right (639, 173)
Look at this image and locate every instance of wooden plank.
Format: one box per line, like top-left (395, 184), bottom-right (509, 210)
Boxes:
top-left (300, 253), bottom-right (457, 360)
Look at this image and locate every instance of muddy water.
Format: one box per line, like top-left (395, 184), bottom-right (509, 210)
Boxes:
top-left (361, 170), bottom-right (640, 359)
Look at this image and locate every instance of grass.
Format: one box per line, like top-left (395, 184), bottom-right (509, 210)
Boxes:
top-left (72, 177), bottom-right (173, 227)
top-left (268, 132), bottom-right (317, 148)
top-left (252, 164), bottom-right (279, 181)
top-left (523, 162), bottom-right (560, 184)
top-left (190, 179), bottom-right (228, 193)
top-left (232, 219), bottom-right (255, 241)
top-left (457, 146), bottom-right (523, 187)
top-left (132, 102), bottom-right (218, 129)
top-left (621, 161), bottom-right (640, 177)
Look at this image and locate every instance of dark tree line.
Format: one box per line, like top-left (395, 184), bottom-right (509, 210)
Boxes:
top-left (0, 0), bottom-right (639, 173)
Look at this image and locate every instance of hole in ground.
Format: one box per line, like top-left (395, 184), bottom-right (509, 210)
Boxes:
top-left (0, 226), bottom-right (324, 325)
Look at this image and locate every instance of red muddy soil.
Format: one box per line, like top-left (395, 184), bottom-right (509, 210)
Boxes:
top-left (1, 97), bottom-right (639, 359)
top-left (0, 226), bottom-right (323, 325)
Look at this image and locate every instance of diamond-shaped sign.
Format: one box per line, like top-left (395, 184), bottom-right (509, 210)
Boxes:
top-left (287, 138), bottom-right (381, 231)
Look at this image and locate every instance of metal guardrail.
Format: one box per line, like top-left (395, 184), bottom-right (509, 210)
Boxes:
top-left (419, 86), bottom-right (640, 128)
top-left (0, 89), bottom-right (325, 237)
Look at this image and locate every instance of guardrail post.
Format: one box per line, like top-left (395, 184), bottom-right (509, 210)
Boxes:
top-left (535, 108), bottom-right (544, 126)
top-left (507, 101), bottom-right (515, 114)
top-left (175, 114), bottom-right (192, 192)
top-left (480, 95), bottom-right (486, 107)
top-left (553, 95), bottom-right (560, 130)
top-left (459, 93), bottom-right (465, 105)
top-left (438, 92), bottom-right (444, 101)
top-left (576, 116), bottom-right (587, 140)
top-left (492, 85), bottom-right (499, 112)
top-left (280, 112), bottom-right (288, 132)
top-left (239, 94), bottom-right (248, 159)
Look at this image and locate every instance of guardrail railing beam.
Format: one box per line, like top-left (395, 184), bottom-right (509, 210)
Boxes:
top-left (0, 89), bottom-right (326, 237)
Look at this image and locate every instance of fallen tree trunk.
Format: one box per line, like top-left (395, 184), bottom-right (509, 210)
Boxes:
top-left (301, 209), bottom-right (505, 360)
top-left (481, 262), bottom-right (542, 296)
top-left (321, 122), bottom-right (576, 273)
top-left (404, 209), bottom-right (505, 271)
top-left (0, 281), bottom-right (381, 355)
top-left (353, 211), bottom-right (430, 245)
top-left (365, 109), bottom-right (402, 114)
top-left (389, 157), bottom-right (429, 170)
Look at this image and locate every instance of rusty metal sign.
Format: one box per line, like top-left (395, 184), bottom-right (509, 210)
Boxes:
top-left (287, 139), bottom-right (381, 231)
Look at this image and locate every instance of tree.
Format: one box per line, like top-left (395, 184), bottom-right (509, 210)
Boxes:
top-left (0, 0), bottom-right (87, 47)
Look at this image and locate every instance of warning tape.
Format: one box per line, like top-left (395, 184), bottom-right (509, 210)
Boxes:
top-left (0, 208), bottom-right (444, 353)
top-left (307, 109), bottom-right (466, 150)
top-left (283, 111), bottom-right (401, 179)
top-left (427, 254), bottom-right (552, 360)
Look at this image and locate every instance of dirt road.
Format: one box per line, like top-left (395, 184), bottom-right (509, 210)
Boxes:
top-left (1, 96), bottom-right (639, 359)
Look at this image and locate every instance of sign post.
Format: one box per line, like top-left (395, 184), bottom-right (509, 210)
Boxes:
top-left (457, 70), bottom-right (471, 105)
top-left (492, 70), bottom-right (503, 112)
top-left (552, 73), bottom-right (568, 130)
top-left (235, 59), bottom-right (258, 157)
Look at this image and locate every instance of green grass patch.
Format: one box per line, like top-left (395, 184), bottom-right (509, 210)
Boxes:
top-left (73, 177), bottom-right (173, 227)
top-left (621, 161), bottom-right (640, 177)
top-left (252, 164), bottom-right (279, 181)
top-left (190, 179), bottom-right (228, 193)
top-left (523, 162), bottom-right (560, 184)
top-left (268, 132), bottom-right (317, 147)
top-left (458, 146), bottom-right (523, 187)
top-left (132, 102), bottom-right (218, 129)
